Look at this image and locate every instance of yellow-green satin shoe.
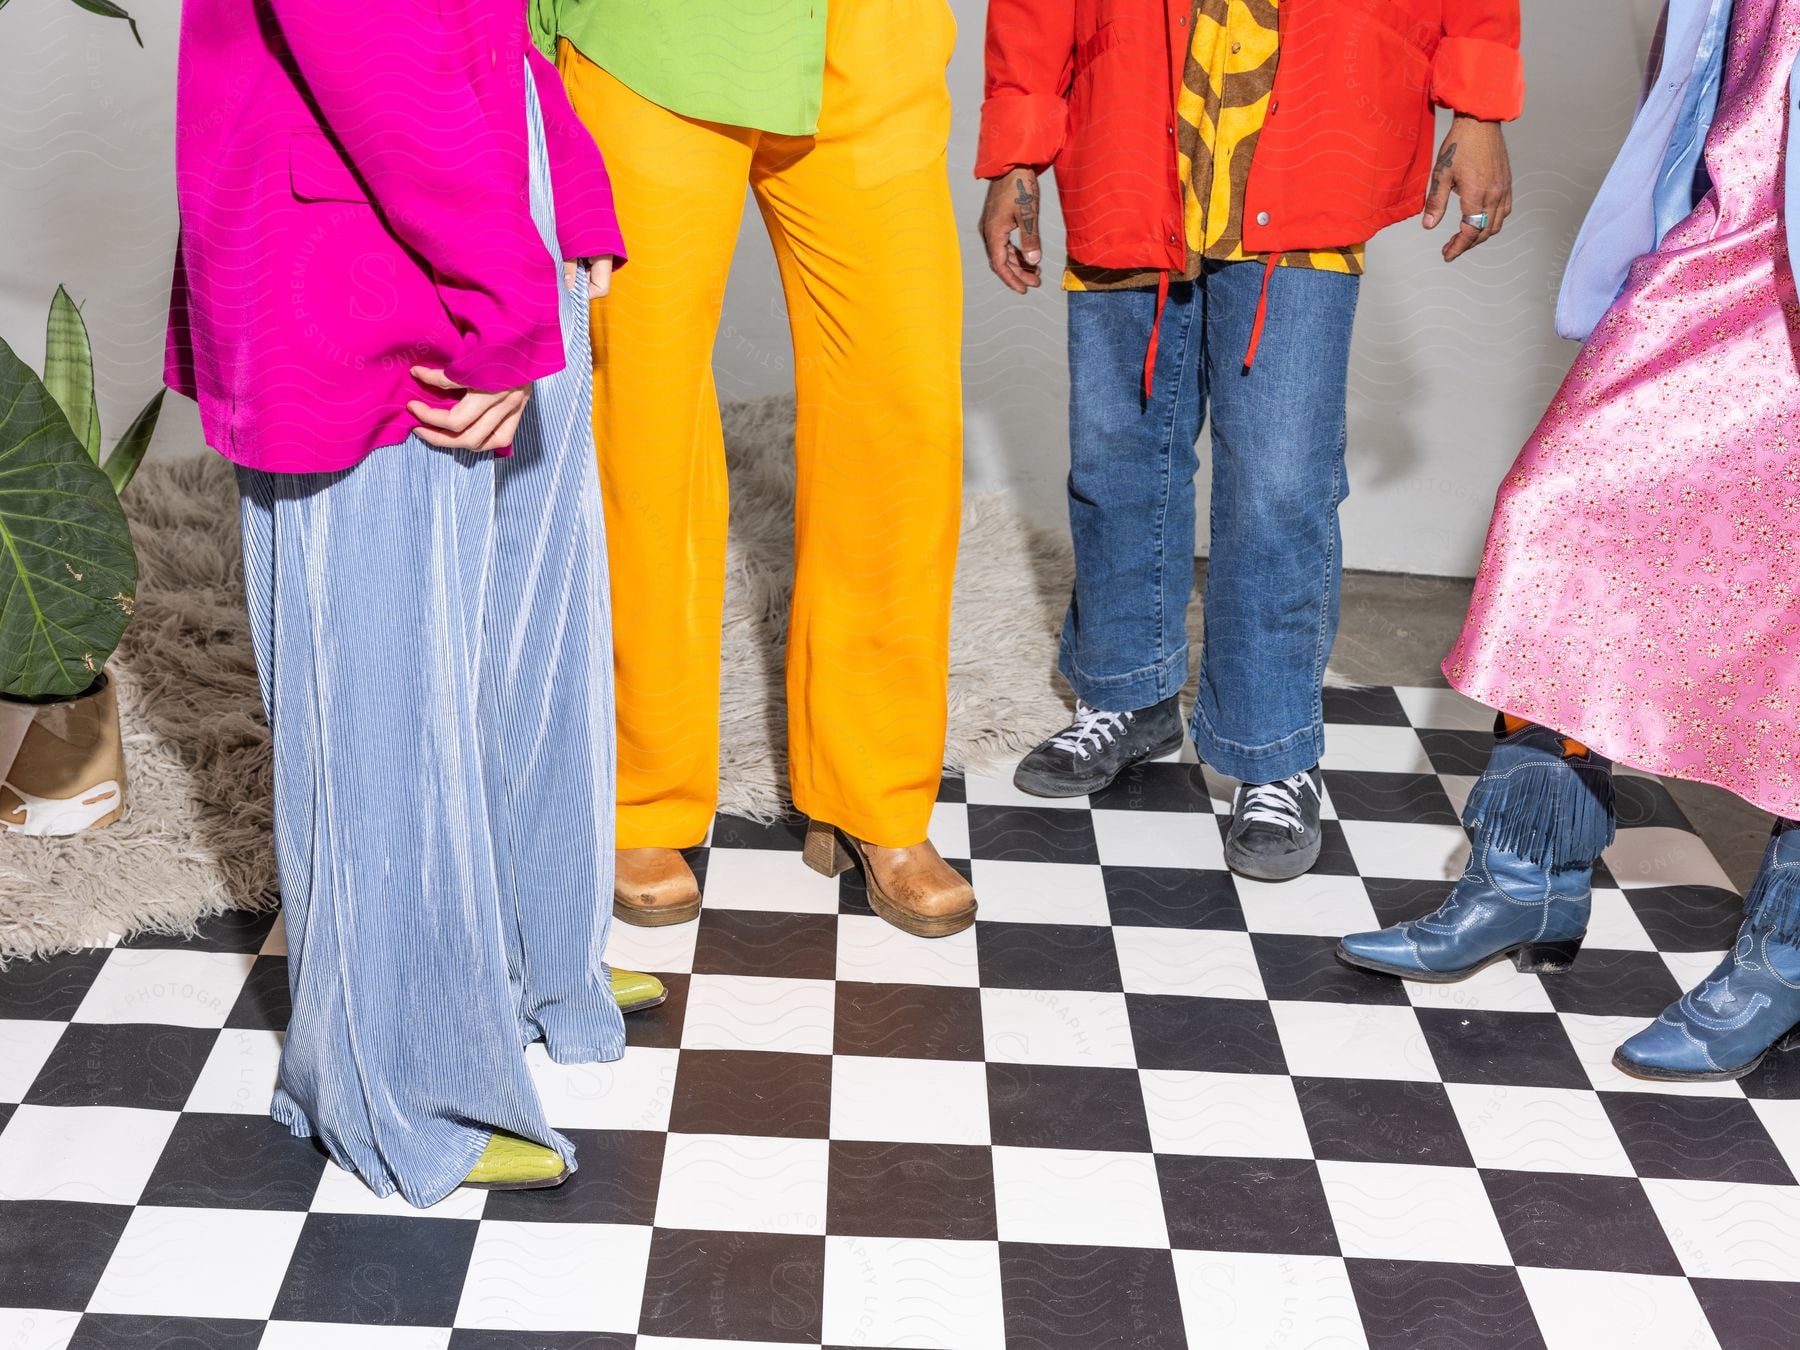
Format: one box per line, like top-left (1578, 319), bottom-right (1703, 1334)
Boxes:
top-left (611, 967), bottom-right (666, 1014)
top-left (462, 1131), bottom-right (568, 1191)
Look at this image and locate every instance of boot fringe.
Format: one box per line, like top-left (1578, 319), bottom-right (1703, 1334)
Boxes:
top-left (1463, 757), bottom-right (1616, 876)
top-left (1742, 824), bottom-right (1800, 946)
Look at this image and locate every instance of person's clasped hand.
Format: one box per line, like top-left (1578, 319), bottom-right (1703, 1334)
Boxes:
top-left (407, 370), bottom-right (532, 453)
top-left (407, 256), bottom-right (616, 452)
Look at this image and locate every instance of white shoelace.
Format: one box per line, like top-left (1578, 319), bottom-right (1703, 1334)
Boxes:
top-left (1049, 702), bottom-right (1135, 762)
top-left (1235, 771), bottom-right (1317, 834)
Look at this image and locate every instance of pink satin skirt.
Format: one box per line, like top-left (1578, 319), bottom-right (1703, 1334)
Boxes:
top-left (1446, 0), bottom-right (1800, 820)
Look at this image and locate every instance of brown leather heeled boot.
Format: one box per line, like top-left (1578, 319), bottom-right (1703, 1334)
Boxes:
top-left (613, 847), bottom-right (702, 927)
top-left (802, 821), bottom-right (976, 938)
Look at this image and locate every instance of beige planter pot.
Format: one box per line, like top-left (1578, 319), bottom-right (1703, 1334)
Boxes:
top-left (0, 674), bottom-right (126, 836)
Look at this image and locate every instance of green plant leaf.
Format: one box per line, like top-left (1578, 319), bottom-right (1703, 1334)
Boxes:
top-left (0, 336), bottom-right (139, 700)
top-left (68, 0), bottom-right (142, 46)
top-left (43, 287), bottom-right (101, 463)
top-left (102, 388), bottom-right (163, 496)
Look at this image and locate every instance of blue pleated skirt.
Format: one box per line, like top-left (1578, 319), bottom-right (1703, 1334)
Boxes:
top-left (235, 71), bottom-right (624, 1208)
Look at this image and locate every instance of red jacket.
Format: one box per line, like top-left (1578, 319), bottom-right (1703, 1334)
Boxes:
top-left (977, 0), bottom-right (1525, 268)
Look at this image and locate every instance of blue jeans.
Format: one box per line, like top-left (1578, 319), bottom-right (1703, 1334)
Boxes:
top-left (1061, 262), bottom-right (1360, 783)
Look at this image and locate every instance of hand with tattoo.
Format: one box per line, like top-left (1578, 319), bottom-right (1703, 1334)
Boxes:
top-left (1422, 115), bottom-right (1514, 262)
top-left (979, 166), bottom-right (1044, 293)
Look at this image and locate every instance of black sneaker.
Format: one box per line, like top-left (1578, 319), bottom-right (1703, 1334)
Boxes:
top-left (1012, 695), bottom-right (1185, 798)
top-left (1224, 767), bottom-right (1324, 881)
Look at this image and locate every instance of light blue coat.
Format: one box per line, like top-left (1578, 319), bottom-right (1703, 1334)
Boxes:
top-left (1556, 0), bottom-right (1798, 340)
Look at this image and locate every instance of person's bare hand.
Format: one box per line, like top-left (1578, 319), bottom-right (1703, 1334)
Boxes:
top-left (407, 368), bottom-right (530, 453)
top-left (979, 168), bottom-right (1043, 293)
top-left (1423, 116), bottom-right (1513, 262)
top-left (563, 257), bottom-right (613, 299)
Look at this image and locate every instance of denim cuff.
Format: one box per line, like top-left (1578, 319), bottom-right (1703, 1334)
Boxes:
top-left (1189, 704), bottom-right (1324, 784)
top-left (1057, 645), bottom-right (1188, 715)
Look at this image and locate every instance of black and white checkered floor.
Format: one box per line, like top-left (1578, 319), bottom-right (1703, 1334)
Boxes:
top-left (4, 685), bottom-right (1799, 1350)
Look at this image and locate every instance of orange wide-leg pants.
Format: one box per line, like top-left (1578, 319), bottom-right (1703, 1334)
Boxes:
top-left (557, 3), bottom-right (963, 850)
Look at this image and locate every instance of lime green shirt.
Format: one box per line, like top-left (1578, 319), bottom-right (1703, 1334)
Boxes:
top-left (530, 0), bottom-right (827, 137)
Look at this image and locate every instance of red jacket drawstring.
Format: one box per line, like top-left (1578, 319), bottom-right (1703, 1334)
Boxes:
top-left (1243, 251), bottom-right (1283, 370)
top-left (1142, 270), bottom-right (1171, 400)
top-left (1143, 252), bottom-right (1282, 398)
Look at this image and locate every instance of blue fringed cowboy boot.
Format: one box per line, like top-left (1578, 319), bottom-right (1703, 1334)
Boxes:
top-left (1615, 818), bottom-right (1800, 1082)
top-left (1337, 719), bottom-right (1615, 982)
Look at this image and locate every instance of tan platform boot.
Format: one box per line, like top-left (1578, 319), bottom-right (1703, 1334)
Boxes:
top-left (802, 820), bottom-right (976, 938)
top-left (613, 847), bottom-right (702, 927)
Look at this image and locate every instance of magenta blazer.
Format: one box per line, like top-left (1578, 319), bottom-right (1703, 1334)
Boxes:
top-left (163, 0), bottom-right (626, 473)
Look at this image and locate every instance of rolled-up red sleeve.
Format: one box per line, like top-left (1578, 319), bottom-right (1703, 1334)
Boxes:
top-left (975, 0), bottom-right (1076, 178)
top-left (1434, 1), bottom-right (1526, 121)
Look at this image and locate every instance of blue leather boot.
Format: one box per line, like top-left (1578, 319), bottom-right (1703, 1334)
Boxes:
top-left (1336, 721), bottom-right (1615, 983)
top-left (1614, 818), bottom-right (1800, 1082)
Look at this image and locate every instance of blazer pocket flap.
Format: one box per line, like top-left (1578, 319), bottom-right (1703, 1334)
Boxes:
top-left (289, 129), bottom-right (369, 203)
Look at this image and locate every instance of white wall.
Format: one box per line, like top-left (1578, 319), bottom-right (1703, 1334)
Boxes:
top-left (1, 0), bottom-right (1661, 577)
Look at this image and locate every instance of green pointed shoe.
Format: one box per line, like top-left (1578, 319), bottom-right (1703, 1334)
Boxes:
top-left (462, 1131), bottom-right (568, 1191)
top-left (611, 967), bottom-right (667, 1014)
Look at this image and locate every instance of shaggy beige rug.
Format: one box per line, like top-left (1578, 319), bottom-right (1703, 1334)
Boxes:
top-left (0, 398), bottom-right (1090, 960)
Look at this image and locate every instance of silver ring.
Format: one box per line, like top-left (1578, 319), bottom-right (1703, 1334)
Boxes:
top-left (1463, 212), bottom-right (1490, 231)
